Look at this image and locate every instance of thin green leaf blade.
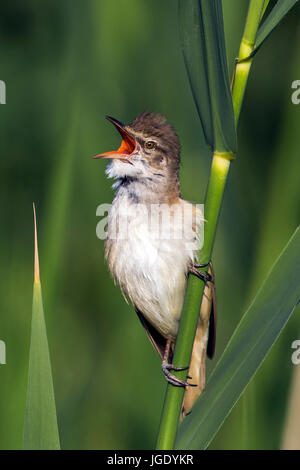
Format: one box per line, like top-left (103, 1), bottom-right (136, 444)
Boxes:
top-left (179, 0), bottom-right (237, 155)
top-left (176, 226), bottom-right (300, 450)
top-left (179, 0), bottom-right (213, 148)
top-left (253, 0), bottom-right (299, 55)
top-left (23, 205), bottom-right (60, 450)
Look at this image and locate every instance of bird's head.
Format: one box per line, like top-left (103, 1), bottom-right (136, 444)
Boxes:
top-left (94, 112), bottom-right (181, 198)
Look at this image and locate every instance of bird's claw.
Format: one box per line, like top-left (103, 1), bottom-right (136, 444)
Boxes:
top-left (194, 262), bottom-right (210, 269)
top-left (189, 265), bottom-right (213, 284)
top-left (162, 362), bottom-right (197, 388)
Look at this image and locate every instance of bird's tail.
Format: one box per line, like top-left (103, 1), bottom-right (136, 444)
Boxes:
top-left (181, 269), bottom-right (216, 419)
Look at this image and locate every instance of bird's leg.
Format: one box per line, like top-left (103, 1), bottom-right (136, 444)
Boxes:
top-left (189, 261), bottom-right (213, 284)
top-left (161, 339), bottom-right (197, 388)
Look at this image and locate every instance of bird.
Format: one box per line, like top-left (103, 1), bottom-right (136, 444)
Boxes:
top-left (94, 112), bottom-right (216, 418)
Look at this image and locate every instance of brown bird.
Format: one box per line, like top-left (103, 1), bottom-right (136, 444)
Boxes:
top-left (94, 112), bottom-right (216, 417)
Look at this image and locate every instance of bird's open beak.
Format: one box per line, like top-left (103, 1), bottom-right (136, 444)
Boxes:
top-left (93, 116), bottom-right (136, 163)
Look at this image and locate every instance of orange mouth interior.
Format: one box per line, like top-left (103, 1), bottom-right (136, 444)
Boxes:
top-left (113, 127), bottom-right (136, 156)
top-left (93, 123), bottom-right (136, 160)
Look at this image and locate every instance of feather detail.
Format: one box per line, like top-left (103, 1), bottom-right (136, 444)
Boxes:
top-left (181, 265), bottom-right (216, 419)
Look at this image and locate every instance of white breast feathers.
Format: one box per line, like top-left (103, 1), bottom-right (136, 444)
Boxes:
top-left (105, 189), bottom-right (203, 340)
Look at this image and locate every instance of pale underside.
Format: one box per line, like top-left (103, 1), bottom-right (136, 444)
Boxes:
top-left (104, 181), bottom-right (216, 417)
top-left (105, 188), bottom-right (203, 341)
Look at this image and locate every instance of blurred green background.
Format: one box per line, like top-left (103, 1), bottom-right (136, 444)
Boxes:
top-left (0, 0), bottom-right (299, 450)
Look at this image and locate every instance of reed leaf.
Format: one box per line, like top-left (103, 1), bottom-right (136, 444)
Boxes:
top-left (252, 0), bottom-right (299, 57)
top-left (176, 227), bottom-right (300, 450)
top-left (23, 204), bottom-right (60, 450)
top-left (179, 0), bottom-right (237, 156)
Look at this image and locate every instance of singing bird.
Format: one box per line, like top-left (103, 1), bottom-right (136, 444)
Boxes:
top-left (94, 112), bottom-right (216, 417)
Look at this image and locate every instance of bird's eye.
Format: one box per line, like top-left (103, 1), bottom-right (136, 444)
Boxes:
top-left (145, 140), bottom-right (156, 150)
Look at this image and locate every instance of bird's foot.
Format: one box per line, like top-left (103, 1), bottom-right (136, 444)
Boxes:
top-left (189, 262), bottom-right (213, 284)
top-left (162, 361), bottom-right (197, 387)
top-left (194, 261), bottom-right (210, 269)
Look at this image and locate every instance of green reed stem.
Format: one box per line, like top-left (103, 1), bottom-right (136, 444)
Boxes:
top-left (232, 0), bottom-right (266, 122)
top-left (156, 0), bottom-right (265, 450)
